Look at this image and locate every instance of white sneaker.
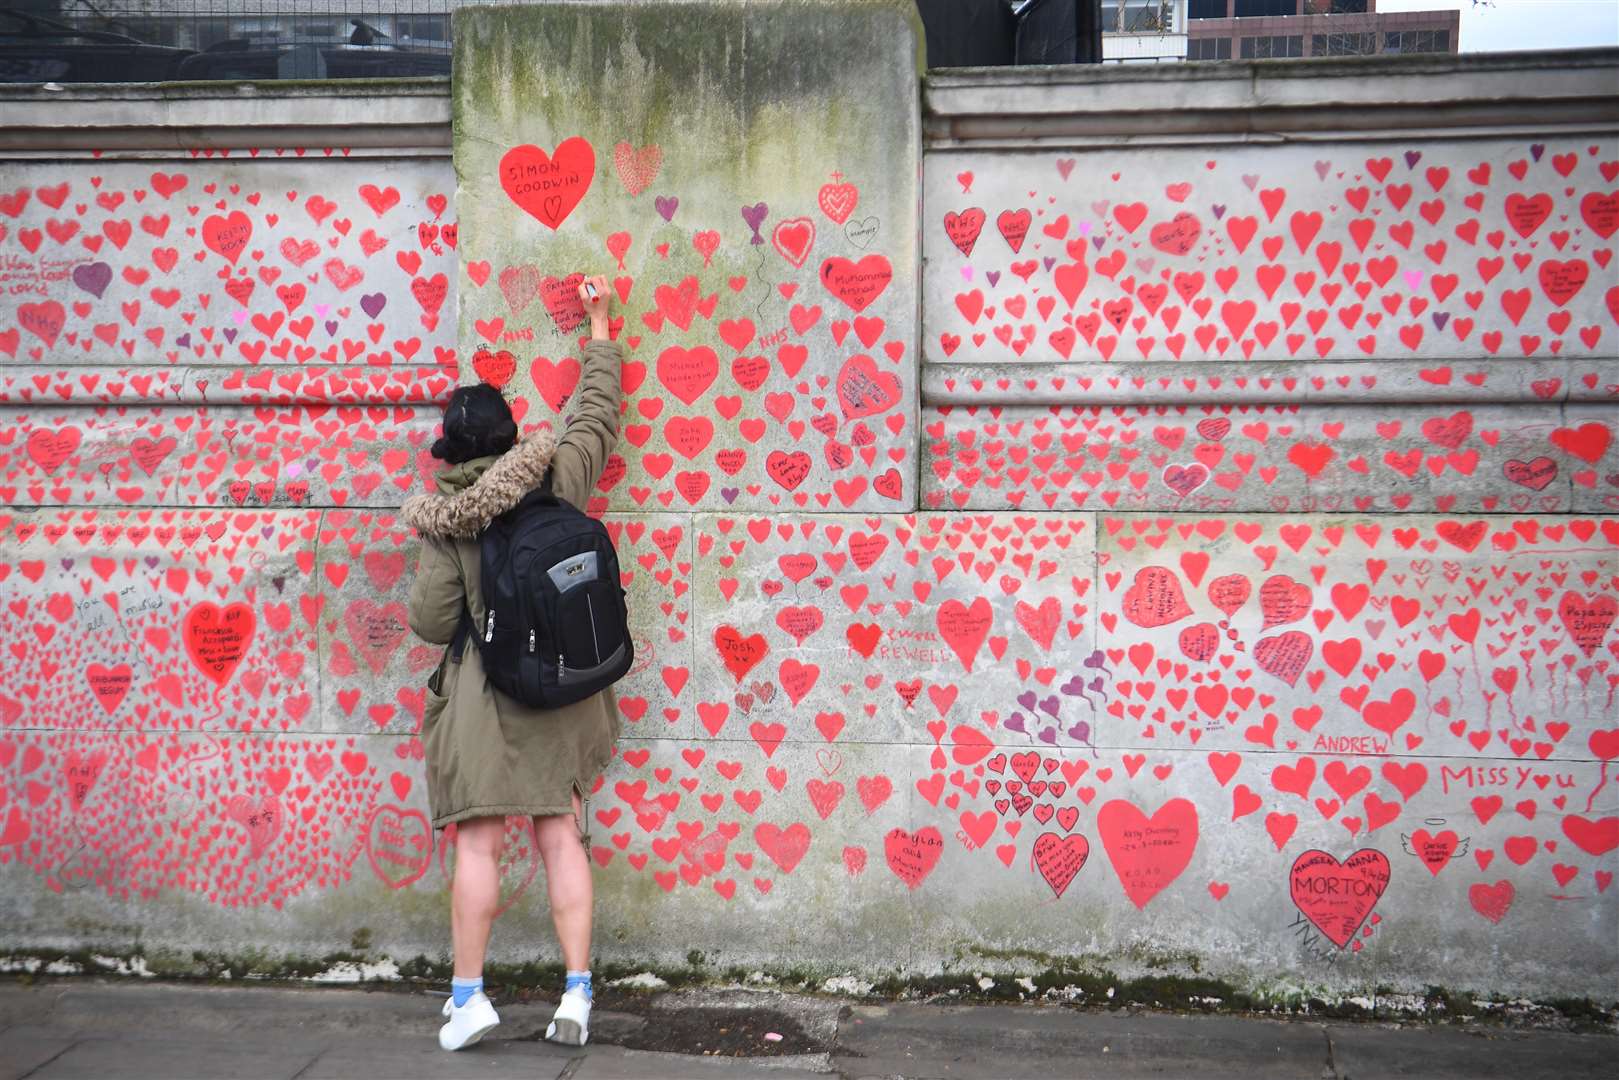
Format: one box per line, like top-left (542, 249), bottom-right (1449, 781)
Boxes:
top-left (438, 991), bottom-right (500, 1051)
top-left (544, 987), bottom-right (591, 1046)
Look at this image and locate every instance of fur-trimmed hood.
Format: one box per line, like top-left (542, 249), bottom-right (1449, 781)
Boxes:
top-left (399, 429), bottom-right (556, 539)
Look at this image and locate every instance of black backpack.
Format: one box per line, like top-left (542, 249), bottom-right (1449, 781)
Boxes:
top-left (452, 474), bottom-right (633, 709)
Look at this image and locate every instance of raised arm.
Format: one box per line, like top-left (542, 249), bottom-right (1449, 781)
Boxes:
top-left (546, 275), bottom-right (622, 509)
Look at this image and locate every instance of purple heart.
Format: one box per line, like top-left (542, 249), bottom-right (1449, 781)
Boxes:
top-left (145, 556), bottom-right (160, 568)
top-left (1530, 143), bottom-right (1545, 162)
top-left (1067, 721), bottom-right (1091, 743)
top-left (262, 526), bottom-right (275, 538)
top-left (324, 320), bottom-right (339, 336)
top-left (1037, 727), bottom-right (1058, 745)
top-left (655, 195), bottom-right (679, 222)
top-left (741, 202), bottom-right (768, 243)
top-left (1042, 257), bottom-right (1057, 272)
top-left (1091, 236), bottom-right (1105, 251)
top-left (985, 271), bottom-right (1001, 287)
top-left (72, 261), bottom-right (112, 299)
top-left (721, 487), bottom-right (739, 503)
top-left (175, 333), bottom-right (191, 348)
top-left (60, 558), bottom-right (74, 570)
top-left (1004, 713), bottom-right (1027, 734)
top-left (1211, 203), bottom-right (1227, 220)
top-left (1038, 695), bottom-right (1060, 718)
top-left (1060, 675), bottom-right (1086, 696)
top-left (222, 328), bottom-right (237, 343)
top-left (1083, 650), bottom-right (1107, 670)
top-left (1432, 312), bottom-right (1450, 331)
top-left (1016, 690), bottom-right (1037, 711)
top-left (360, 292), bottom-right (387, 318)
top-left (1404, 150), bottom-right (1422, 169)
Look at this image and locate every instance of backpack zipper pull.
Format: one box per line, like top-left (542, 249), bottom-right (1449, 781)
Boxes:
top-left (484, 610), bottom-right (495, 642)
top-left (558, 653), bottom-right (566, 674)
top-left (528, 629), bottom-right (536, 653)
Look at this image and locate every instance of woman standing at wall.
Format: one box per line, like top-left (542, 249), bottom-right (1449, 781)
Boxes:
top-left (401, 277), bottom-right (622, 1050)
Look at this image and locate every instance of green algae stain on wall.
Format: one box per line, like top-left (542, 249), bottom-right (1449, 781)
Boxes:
top-left (449, 0), bottom-right (921, 515)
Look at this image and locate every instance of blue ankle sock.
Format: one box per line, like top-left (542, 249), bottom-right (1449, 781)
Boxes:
top-left (564, 969), bottom-right (592, 1001)
top-left (451, 976), bottom-right (483, 1007)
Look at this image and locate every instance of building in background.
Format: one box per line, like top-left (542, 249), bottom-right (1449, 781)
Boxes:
top-left (1, 0), bottom-right (453, 81)
top-left (1102, 0), bottom-right (1188, 63)
top-left (1187, 0), bottom-right (1459, 62)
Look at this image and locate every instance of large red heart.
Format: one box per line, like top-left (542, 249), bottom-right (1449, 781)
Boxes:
top-left (1259, 574), bottom-right (1312, 629)
top-left (540, 273), bottom-right (586, 333)
top-left (754, 821), bottom-right (811, 874)
top-left (202, 210), bottom-right (252, 263)
top-left (819, 254), bottom-right (892, 313)
top-left (1254, 631), bottom-right (1312, 688)
top-left (366, 805), bottom-right (432, 888)
top-left (1469, 880), bottom-right (1513, 924)
top-left (714, 626), bottom-right (768, 683)
top-left (471, 348), bottom-right (516, 389)
top-left (25, 427), bottom-right (80, 474)
top-left (772, 217), bottom-right (816, 268)
top-left (765, 450), bottom-right (812, 491)
top-left (225, 793), bottom-right (282, 859)
top-left (343, 601), bottom-right (410, 676)
top-left (935, 597), bottom-right (992, 673)
top-left (1289, 848), bottom-right (1389, 949)
top-left (86, 663), bottom-right (133, 714)
top-left (835, 354), bottom-right (900, 420)
top-left (1559, 591), bottom-right (1618, 657)
top-left (499, 138), bottom-right (596, 229)
top-left (656, 345), bottom-right (718, 405)
top-left (1120, 566), bottom-right (1191, 629)
top-left (17, 300), bottom-right (66, 347)
top-left (1098, 798), bottom-right (1199, 910)
top-left (884, 826), bottom-right (943, 890)
top-left (183, 601), bottom-right (255, 687)
top-left (1033, 832), bottom-right (1088, 899)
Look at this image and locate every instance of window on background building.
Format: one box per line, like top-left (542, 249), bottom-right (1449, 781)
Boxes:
top-left (1187, 36), bottom-right (1234, 59)
top-left (396, 15), bottom-right (449, 43)
top-left (1236, 0), bottom-right (1296, 18)
top-left (1384, 29), bottom-right (1450, 54)
top-left (1109, 0), bottom-right (1177, 34)
top-left (1312, 32), bottom-right (1377, 55)
top-left (1241, 34), bottom-right (1303, 57)
top-left (110, 18), bottom-right (181, 46)
top-left (1189, 0), bottom-right (1229, 18)
top-left (1330, 0), bottom-right (1369, 12)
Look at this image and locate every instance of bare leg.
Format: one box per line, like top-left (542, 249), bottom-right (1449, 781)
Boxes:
top-left (450, 817), bottom-right (507, 979)
top-left (534, 791), bottom-right (592, 972)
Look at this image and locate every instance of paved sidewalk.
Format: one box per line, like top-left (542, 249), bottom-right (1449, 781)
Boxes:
top-left (0, 979), bottom-right (1612, 1080)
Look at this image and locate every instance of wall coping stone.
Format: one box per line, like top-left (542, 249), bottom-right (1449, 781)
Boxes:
top-left (0, 78), bottom-right (452, 155)
top-left (924, 48), bottom-right (1619, 148)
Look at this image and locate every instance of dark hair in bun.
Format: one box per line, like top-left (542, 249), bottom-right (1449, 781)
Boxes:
top-left (430, 384), bottom-right (517, 464)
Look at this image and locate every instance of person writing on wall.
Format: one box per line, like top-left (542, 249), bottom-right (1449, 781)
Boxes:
top-left (402, 276), bottom-right (621, 1050)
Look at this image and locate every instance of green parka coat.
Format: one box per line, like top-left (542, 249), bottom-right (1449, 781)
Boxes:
top-left (401, 338), bottom-right (623, 828)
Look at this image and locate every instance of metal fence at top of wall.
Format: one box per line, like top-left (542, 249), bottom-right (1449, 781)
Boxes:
top-left (0, 0), bottom-right (456, 82)
top-left (0, 1), bottom-right (1113, 84)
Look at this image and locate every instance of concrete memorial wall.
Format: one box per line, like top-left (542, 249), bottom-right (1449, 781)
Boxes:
top-left (912, 55), bottom-right (1619, 1001)
top-left (0, 7), bottom-right (1615, 1008)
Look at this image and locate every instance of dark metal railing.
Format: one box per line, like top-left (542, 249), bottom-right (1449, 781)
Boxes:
top-left (0, 0), bottom-right (453, 82)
